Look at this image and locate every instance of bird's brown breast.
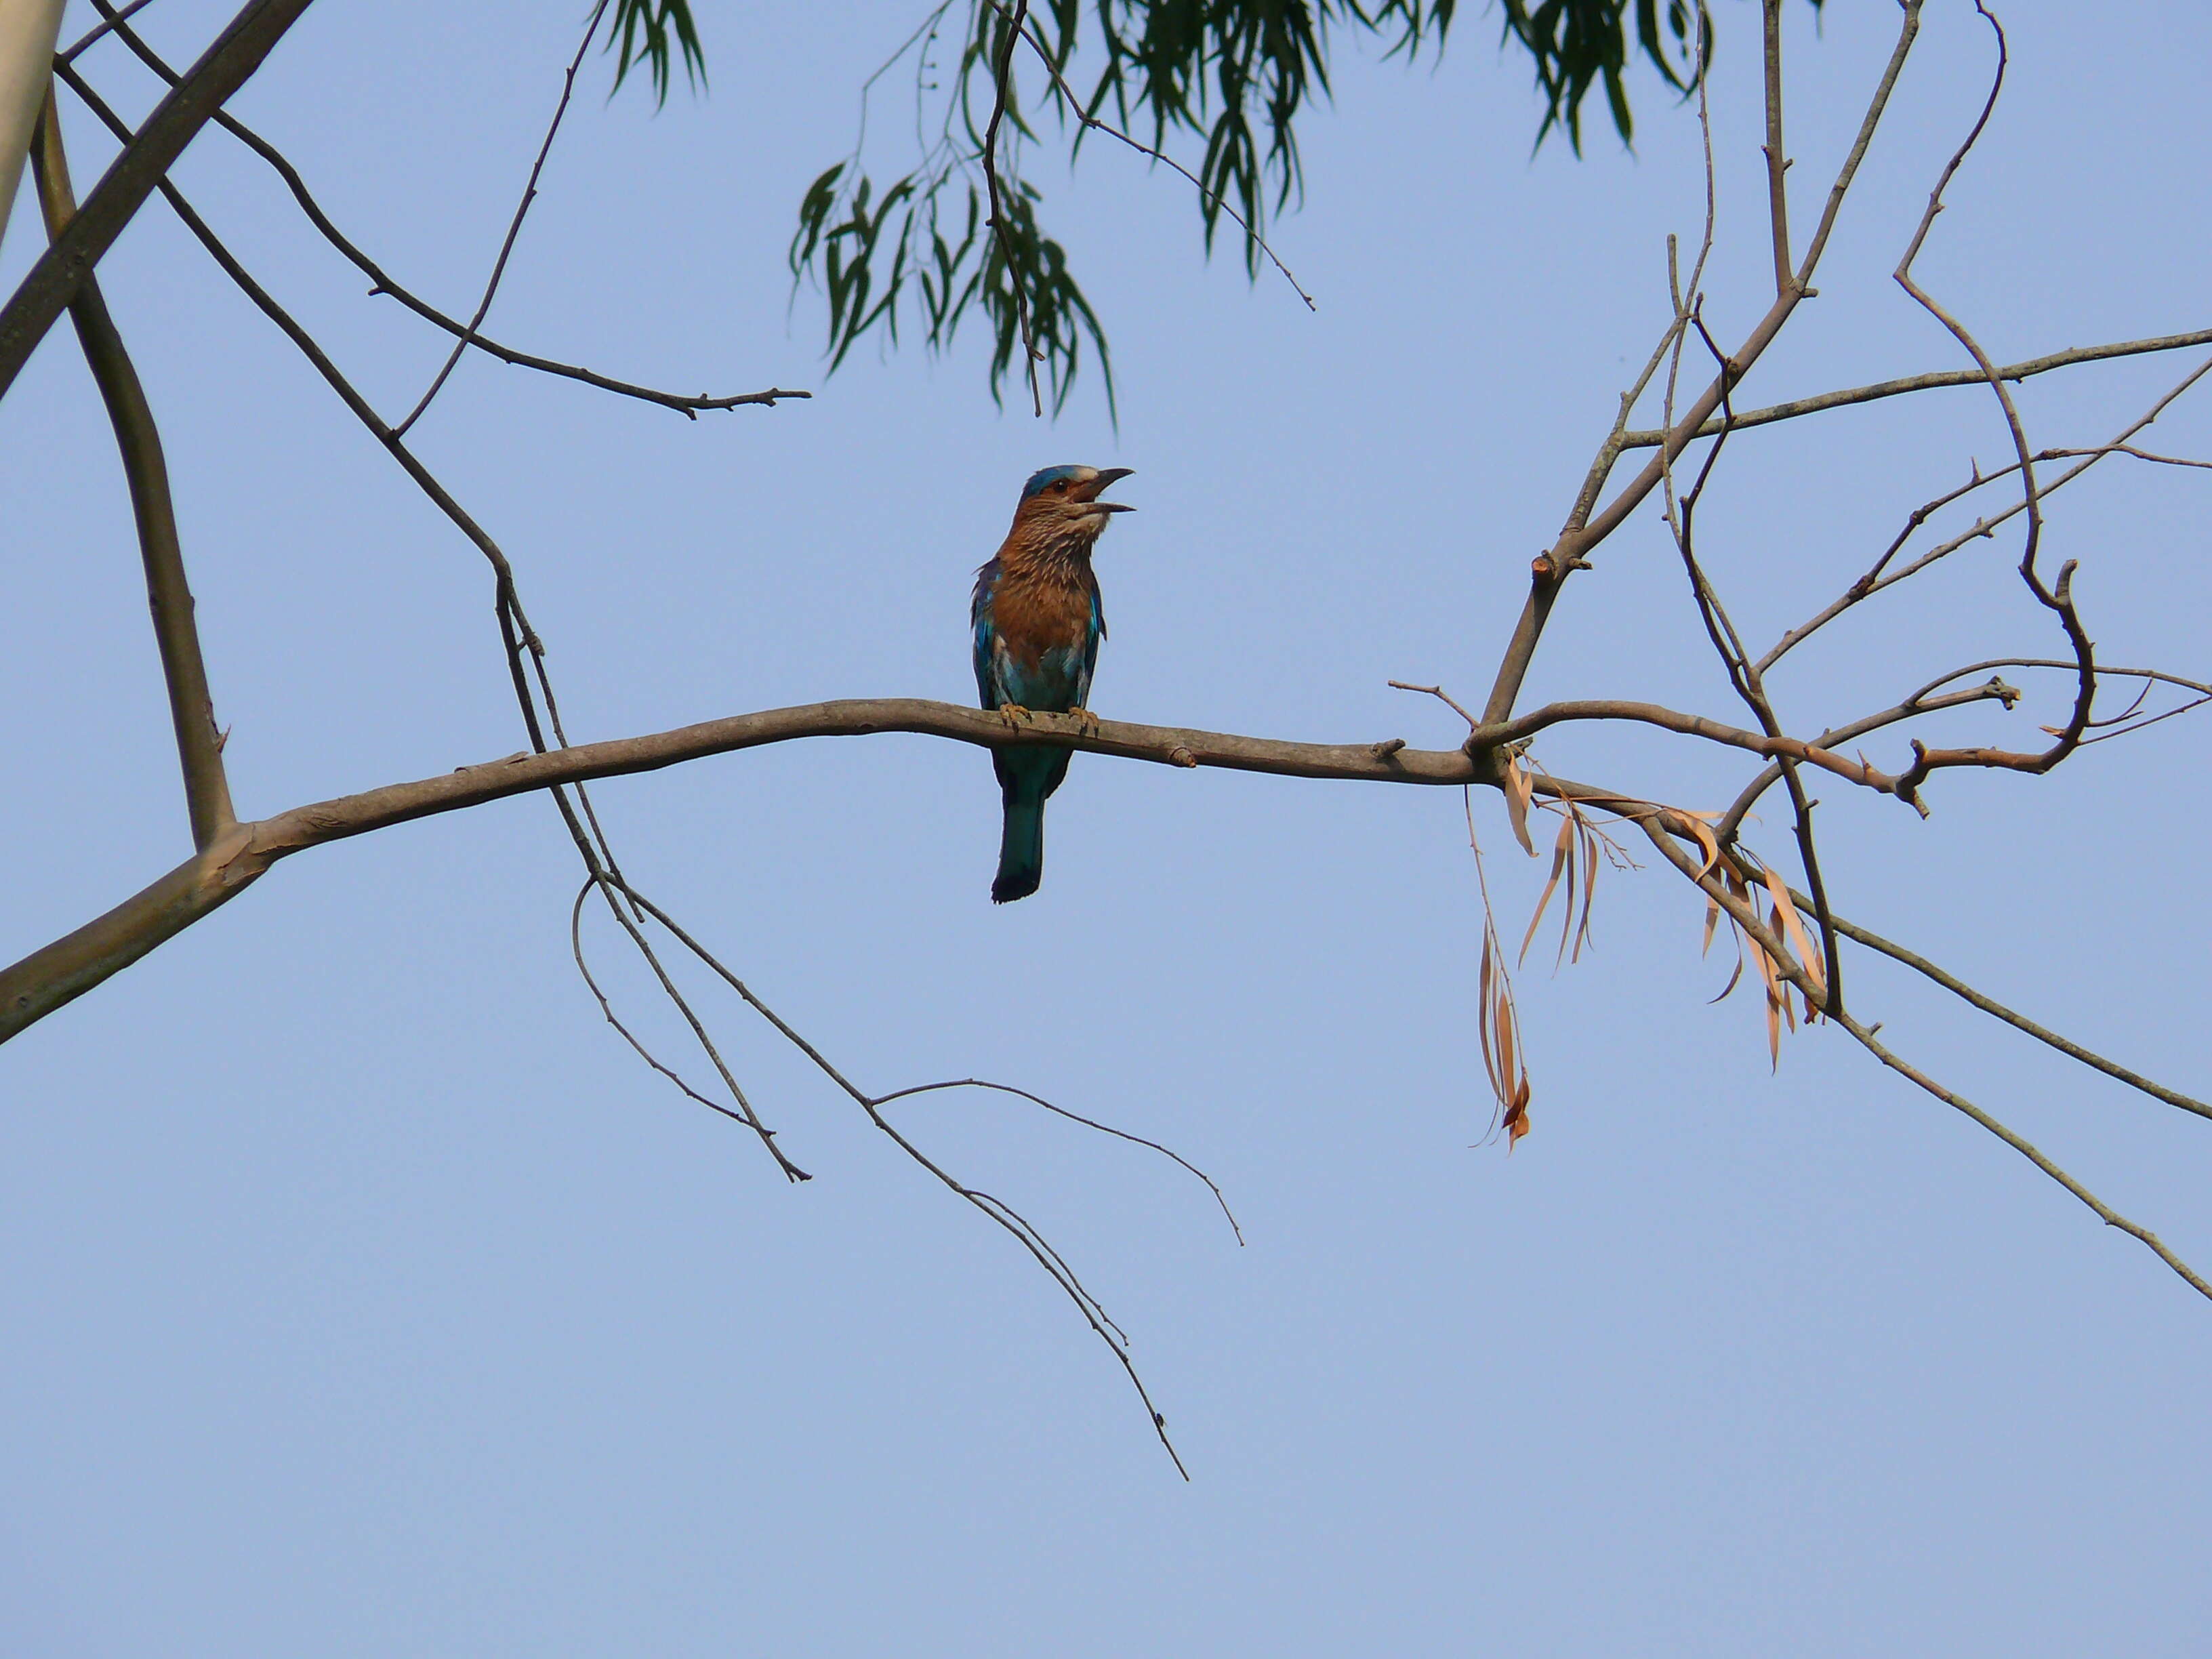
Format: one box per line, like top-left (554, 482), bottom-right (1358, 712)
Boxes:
top-left (989, 562), bottom-right (1094, 668)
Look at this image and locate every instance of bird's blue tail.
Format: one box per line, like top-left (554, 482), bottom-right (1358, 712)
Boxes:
top-left (992, 788), bottom-right (1045, 904)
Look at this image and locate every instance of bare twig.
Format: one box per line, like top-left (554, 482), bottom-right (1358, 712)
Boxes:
top-left (870, 1078), bottom-right (1244, 1246)
top-left (392, 1), bottom-right (608, 436)
top-left (1786, 895), bottom-right (2212, 1126)
top-left (573, 871), bottom-right (805, 1179)
top-left (58, 0), bottom-right (159, 62)
top-left (1757, 353), bottom-right (2212, 672)
top-left (77, 3), bottom-right (804, 418)
top-left (607, 882), bottom-right (1193, 1475)
top-left (1636, 817), bottom-right (2212, 1307)
top-left (1615, 327), bottom-right (2212, 450)
top-left (1841, 1009), bottom-right (2212, 1303)
top-left (1662, 302), bottom-right (1844, 1012)
top-left (1476, 2), bottom-right (1925, 727)
top-left (1888, 3), bottom-right (2094, 809)
top-left (30, 89), bottom-right (234, 848)
top-left (569, 881), bottom-right (783, 1137)
top-left (1714, 673), bottom-right (2022, 842)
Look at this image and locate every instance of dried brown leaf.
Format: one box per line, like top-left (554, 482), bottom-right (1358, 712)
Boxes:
top-left (1759, 865), bottom-right (1820, 993)
top-left (1571, 813), bottom-right (1599, 964)
top-left (1683, 814), bottom-right (1723, 882)
top-left (1503, 755), bottom-right (1536, 856)
top-left (1519, 813), bottom-right (1576, 967)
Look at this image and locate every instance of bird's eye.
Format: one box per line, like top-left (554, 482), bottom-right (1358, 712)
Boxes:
top-left (1052, 480), bottom-right (1069, 493)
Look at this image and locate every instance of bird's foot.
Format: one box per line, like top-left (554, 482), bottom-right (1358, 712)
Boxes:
top-left (1064, 706), bottom-right (1101, 739)
top-left (997, 702), bottom-right (1033, 728)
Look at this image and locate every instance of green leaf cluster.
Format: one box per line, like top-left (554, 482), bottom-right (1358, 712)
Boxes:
top-left (612, 0), bottom-right (1820, 414)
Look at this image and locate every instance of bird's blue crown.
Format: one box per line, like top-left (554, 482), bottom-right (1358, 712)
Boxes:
top-left (1021, 464), bottom-right (1088, 500)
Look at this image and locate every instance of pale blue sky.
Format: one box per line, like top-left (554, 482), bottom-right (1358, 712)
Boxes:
top-left (5, 2), bottom-right (2211, 1653)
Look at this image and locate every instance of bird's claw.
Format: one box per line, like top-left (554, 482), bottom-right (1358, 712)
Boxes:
top-left (1065, 706), bottom-right (1101, 739)
top-left (998, 702), bottom-right (1033, 728)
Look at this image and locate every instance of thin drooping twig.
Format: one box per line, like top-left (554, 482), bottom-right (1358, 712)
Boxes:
top-left (392, 1), bottom-right (609, 437)
top-left (1002, 1), bottom-right (1314, 310)
top-left (0, 0), bottom-right (317, 399)
top-left (569, 881), bottom-right (777, 1134)
top-left (1784, 893), bottom-right (2212, 1126)
top-left (1635, 816), bottom-right (2212, 1307)
top-left (30, 90), bottom-right (234, 850)
top-left (78, 2), bottom-right (804, 419)
top-left (870, 1079), bottom-right (1244, 1245)
top-left (606, 880), bottom-right (1192, 1476)
top-left (577, 867), bottom-right (805, 1179)
top-left (1615, 327), bottom-right (2212, 450)
top-left (979, 0), bottom-right (1043, 417)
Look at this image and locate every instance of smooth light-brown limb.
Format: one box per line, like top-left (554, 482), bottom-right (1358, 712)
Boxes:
top-left (0, 0), bottom-right (316, 397)
top-left (0, 699), bottom-right (1493, 1042)
top-left (30, 89), bottom-right (234, 849)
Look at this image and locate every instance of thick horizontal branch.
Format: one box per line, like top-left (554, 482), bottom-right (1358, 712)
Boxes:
top-left (0, 0), bottom-right (314, 398)
top-left (264, 701), bottom-right (1485, 855)
top-left (0, 701), bottom-right (1483, 1040)
top-left (1616, 327), bottom-right (2212, 449)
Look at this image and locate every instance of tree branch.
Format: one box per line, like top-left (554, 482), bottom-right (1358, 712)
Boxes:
top-left (0, 0), bottom-right (315, 399)
top-left (30, 86), bottom-right (234, 848)
top-left (1615, 327), bottom-right (2212, 450)
top-left (75, 1), bottom-right (805, 419)
top-left (1634, 815), bottom-right (2212, 1307)
top-left (0, 699), bottom-right (1492, 1041)
top-left (1786, 893), bottom-right (2212, 1126)
top-left (391, 0), bottom-right (605, 436)
top-left (1760, 0), bottom-right (1792, 298)
top-left (1476, 1), bottom-right (1924, 726)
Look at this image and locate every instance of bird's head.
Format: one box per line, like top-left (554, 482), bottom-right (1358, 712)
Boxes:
top-left (1012, 464), bottom-right (1135, 544)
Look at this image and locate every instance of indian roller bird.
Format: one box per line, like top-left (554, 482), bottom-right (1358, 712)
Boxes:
top-left (971, 464), bottom-right (1136, 903)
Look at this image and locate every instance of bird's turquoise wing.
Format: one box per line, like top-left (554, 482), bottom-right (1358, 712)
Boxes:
top-left (971, 566), bottom-right (1001, 708)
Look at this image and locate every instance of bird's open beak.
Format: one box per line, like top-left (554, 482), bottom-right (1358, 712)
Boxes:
top-left (1074, 467), bottom-right (1135, 512)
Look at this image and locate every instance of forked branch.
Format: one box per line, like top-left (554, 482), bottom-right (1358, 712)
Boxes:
top-left (29, 87), bottom-right (234, 849)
